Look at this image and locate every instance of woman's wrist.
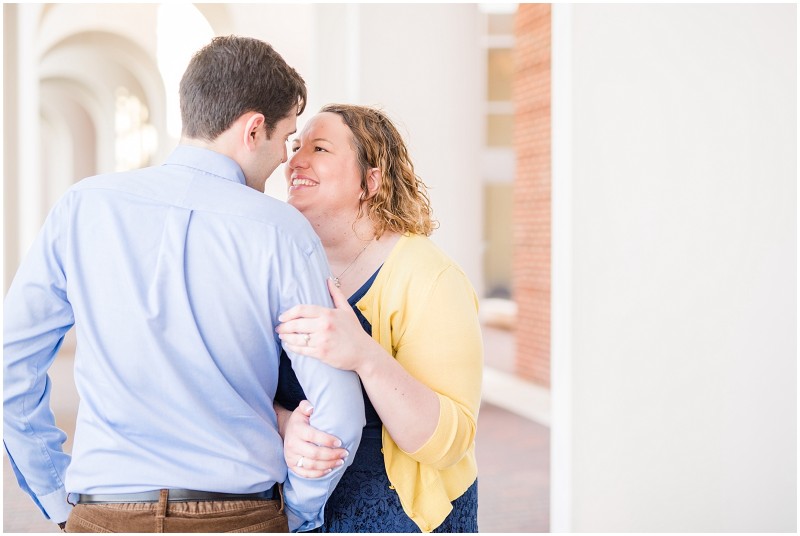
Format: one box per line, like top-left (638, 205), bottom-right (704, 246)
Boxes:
top-left (354, 338), bottom-right (390, 379)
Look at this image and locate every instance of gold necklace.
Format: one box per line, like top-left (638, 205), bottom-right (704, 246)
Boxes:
top-left (333, 240), bottom-right (372, 288)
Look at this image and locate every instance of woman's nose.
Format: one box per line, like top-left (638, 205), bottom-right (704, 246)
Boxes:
top-left (287, 149), bottom-right (302, 168)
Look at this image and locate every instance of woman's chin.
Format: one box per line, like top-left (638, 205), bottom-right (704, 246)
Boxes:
top-left (287, 197), bottom-right (312, 218)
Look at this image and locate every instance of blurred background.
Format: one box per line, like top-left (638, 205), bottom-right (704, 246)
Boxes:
top-left (2, 2), bottom-right (796, 533)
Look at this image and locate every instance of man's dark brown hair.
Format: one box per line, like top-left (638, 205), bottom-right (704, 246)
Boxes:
top-left (179, 35), bottom-right (307, 140)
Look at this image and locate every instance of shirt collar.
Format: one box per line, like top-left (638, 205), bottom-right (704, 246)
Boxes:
top-left (165, 145), bottom-right (247, 186)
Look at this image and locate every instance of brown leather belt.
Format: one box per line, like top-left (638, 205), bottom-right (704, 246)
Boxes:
top-left (77, 484), bottom-right (279, 504)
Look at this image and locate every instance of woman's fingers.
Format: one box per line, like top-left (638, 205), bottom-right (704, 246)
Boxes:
top-left (279, 339), bottom-right (323, 360)
top-left (277, 332), bottom-right (314, 348)
top-left (293, 414), bottom-right (347, 452)
top-left (284, 400), bottom-right (349, 478)
top-left (278, 304), bottom-right (326, 323)
top-left (297, 400), bottom-right (314, 417)
top-left (288, 445), bottom-right (348, 477)
top-left (275, 318), bottom-right (314, 336)
top-left (276, 319), bottom-right (334, 353)
top-left (293, 454), bottom-right (329, 479)
top-left (327, 278), bottom-right (351, 309)
top-left (293, 447), bottom-right (349, 468)
top-left (275, 315), bottom-right (333, 341)
top-left (290, 458), bottom-right (334, 478)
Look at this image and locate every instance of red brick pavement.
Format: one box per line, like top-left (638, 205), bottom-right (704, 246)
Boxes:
top-left (476, 403), bottom-right (549, 532)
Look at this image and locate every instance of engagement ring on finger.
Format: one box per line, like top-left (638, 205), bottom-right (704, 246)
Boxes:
top-left (296, 456), bottom-right (305, 468)
top-left (302, 333), bottom-right (311, 346)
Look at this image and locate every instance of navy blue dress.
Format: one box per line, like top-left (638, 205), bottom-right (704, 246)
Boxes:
top-left (275, 268), bottom-right (478, 533)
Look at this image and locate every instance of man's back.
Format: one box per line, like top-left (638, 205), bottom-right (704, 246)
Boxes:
top-left (4, 145), bottom-right (364, 527)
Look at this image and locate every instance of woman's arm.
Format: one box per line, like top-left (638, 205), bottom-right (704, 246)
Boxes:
top-left (346, 333), bottom-right (441, 453)
top-left (384, 266), bottom-right (483, 466)
top-left (273, 400), bottom-right (349, 478)
top-left (277, 272), bottom-right (482, 459)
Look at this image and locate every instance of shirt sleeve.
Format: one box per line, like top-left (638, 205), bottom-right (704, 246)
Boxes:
top-left (278, 239), bottom-right (365, 532)
top-left (3, 197), bottom-right (75, 524)
top-left (393, 265), bottom-right (484, 469)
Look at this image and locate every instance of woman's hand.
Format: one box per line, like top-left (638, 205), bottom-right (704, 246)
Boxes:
top-left (283, 400), bottom-right (349, 478)
top-left (276, 278), bottom-right (381, 373)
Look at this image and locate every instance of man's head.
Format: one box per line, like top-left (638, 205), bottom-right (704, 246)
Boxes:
top-left (179, 35), bottom-right (306, 140)
top-left (179, 36), bottom-right (306, 191)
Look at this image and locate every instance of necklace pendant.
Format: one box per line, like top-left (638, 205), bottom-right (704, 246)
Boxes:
top-left (332, 239), bottom-right (371, 290)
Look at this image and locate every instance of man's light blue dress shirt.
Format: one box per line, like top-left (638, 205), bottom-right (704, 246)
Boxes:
top-left (3, 145), bottom-right (365, 531)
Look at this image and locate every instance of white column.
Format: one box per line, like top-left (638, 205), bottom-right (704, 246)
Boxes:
top-left (3, 5), bottom-right (21, 292)
top-left (550, 3), bottom-right (574, 532)
top-left (306, 4), bottom-right (364, 113)
top-left (307, 4), bottom-right (485, 294)
top-left (555, 4), bottom-right (796, 532)
top-left (15, 4), bottom-right (44, 266)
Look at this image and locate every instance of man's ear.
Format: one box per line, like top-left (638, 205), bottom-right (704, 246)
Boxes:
top-left (365, 168), bottom-right (382, 199)
top-left (243, 113), bottom-right (266, 151)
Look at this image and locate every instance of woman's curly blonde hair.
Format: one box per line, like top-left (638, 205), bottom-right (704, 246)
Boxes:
top-left (320, 104), bottom-right (438, 238)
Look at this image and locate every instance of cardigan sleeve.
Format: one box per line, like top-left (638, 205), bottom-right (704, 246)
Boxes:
top-left (393, 265), bottom-right (484, 469)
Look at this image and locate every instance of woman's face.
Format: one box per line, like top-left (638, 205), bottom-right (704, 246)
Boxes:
top-left (285, 112), bottom-right (363, 220)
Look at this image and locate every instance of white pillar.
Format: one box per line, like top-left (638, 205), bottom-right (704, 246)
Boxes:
top-left (550, 3), bottom-right (574, 532)
top-left (306, 4), bottom-right (485, 294)
top-left (3, 4), bottom-right (21, 292)
top-left (553, 4), bottom-right (796, 532)
top-left (15, 4), bottom-right (44, 267)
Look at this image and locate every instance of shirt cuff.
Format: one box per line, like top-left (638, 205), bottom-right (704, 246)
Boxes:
top-left (285, 504), bottom-right (323, 533)
top-left (38, 487), bottom-right (72, 524)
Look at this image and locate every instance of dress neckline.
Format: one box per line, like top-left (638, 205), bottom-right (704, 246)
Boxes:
top-left (348, 265), bottom-right (383, 306)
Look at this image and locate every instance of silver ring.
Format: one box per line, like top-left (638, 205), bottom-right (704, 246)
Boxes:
top-left (302, 333), bottom-right (311, 346)
top-left (296, 456), bottom-right (305, 468)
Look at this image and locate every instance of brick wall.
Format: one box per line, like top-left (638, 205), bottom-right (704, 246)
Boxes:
top-left (512, 4), bottom-right (551, 387)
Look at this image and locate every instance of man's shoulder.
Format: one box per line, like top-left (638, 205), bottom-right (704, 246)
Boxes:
top-left (55, 168), bottom-right (152, 209)
top-left (200, 183), bottom-right (315, 238)
top-left (68, 165), bottom-right (165, 197)
top-left (68, 167), bottom-right (315, 242)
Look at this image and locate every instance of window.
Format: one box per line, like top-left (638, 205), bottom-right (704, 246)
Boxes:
top-left (480, 4), bottom-right (517, 299)
top-left (114, 87), bottom-right (157, 172)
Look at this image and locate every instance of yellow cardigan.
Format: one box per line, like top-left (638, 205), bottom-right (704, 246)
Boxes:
top-left (355, 234), bottom-right (484, 532)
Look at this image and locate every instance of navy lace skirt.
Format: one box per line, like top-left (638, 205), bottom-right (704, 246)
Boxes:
top-left (310, 429), bottom-right (478, 533)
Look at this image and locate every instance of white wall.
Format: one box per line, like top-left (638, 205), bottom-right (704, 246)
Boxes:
top-left (356, 4), bottom-right (483, 296)
top-left (265, 4), bottom-right (485, 293)
top-left (552, 4), bottom-right (796, 532)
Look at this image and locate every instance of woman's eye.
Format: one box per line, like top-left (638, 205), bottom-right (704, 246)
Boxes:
top-left (291, 146), bottom-right (300, 153)
top-left (315, 147), bottom-right (327, 152)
